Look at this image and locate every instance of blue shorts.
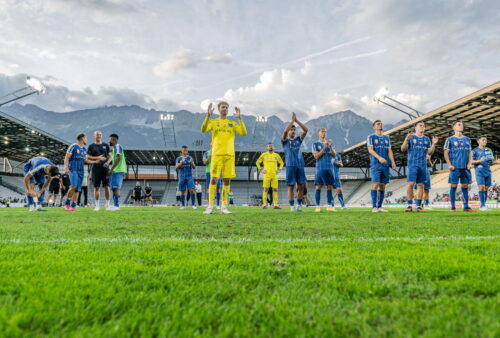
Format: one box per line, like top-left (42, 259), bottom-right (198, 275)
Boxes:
top-left (371, 166), bottom-right (390, 184)
top-left (414, 171), bottom-right (431, 190)
top-left (111, 172), bottom-right (125, 190)
top-left (205, 173), bottom-right (222, 190)
top-left (476, 172), bottom-right (491, 187)
top-left (178, 176), bottom-right (195, 191)
top-left (314, 169), bottom-right (334, 186)
top-left (333, 177), bottom-right (342, 189)
top-left (286, 166), bottom-right (306, 186)
top-left (448, 168), bottom-right (471, 185)
top-left (70, 171), bottom-right (84, 192)
top-left (407, 166), bottom-right (427, 184)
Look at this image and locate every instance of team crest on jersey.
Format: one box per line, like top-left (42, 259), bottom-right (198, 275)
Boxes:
top-left (413, 139), bottom-right (417, 144)
top-left (385, 140), bottom-right (388, 144)
top-left (228, 123), bottom-right (233, 127)
top-left (216, 123), bottom-right (220, 127)
top-left (375, 139), bottom-right (379, 144)
top-left (77, 149), bottom-right (80, 154)
top-left (454, 141), bottom-right (458, 146)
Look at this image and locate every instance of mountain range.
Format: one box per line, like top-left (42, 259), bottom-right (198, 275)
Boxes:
top-left (1, 103), bottom-right (406, 152)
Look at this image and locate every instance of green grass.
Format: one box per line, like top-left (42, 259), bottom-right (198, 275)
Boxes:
top-left (0, 207), bottom-right (499, 337)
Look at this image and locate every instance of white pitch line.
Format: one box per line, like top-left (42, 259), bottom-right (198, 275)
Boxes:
top-left (0, 235), bottom-right (499, 245)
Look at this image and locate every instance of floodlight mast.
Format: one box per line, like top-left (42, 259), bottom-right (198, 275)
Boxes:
top-left (373, 88), bottom-right (422, 120)
top-left (0, 76), bottom-right (46, 107)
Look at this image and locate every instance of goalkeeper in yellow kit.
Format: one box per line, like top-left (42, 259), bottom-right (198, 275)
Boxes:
top-left (201, 101), bottom-right (247, 214)
top-left (256, 142), bottom-right (284, 209)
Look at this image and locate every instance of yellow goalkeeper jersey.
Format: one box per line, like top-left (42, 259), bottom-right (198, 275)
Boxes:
top-left (201, 117), bottom-right (247, 156)
top-left (256, 152), bottom-right (284, 174)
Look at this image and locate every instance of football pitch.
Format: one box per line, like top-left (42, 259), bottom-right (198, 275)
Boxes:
top-left (0, 207), bottom-right (498, 336)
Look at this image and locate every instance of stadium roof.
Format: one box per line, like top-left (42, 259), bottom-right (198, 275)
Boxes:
top-left (0, 109), bottom-right (69, 164)
top-left (342, 81), bottom-right (500, 168)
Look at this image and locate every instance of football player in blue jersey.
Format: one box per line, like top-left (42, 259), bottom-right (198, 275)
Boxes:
top-left (367, 120), bottom-right (396, 212)
top-left (23, 157), bottom-right (60, 211)
top-left (282, 112), bottom-right (308, 212)
top-left (312, 128), bottom-right (336, 212)
top-left (444, 121), bottom-right (475, 212)
top-left (401, 121), bottom-right (438, 212)
top-left (331, 152), bottom-right (346, 209)
top-left (472, 135), bottom-right (500, 211)
top-left (63, 133), bottom-right (101, 211)
top-left (176, 145), bottom-right (197, 209)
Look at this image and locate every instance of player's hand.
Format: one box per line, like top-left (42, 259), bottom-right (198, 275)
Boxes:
top-left (327, 139), bottom-right (333, 147)
top-left (64, 168), bottom-right (69, 175)
top-left (391, 162), bottom-right (397, 169)
top-left (467, 163), bottom-right (472, 170)
top-left (207, 103), bottom-right (214, 117)
top-left (261, 169), bottom-right (267, 174)
top-left (336, 160), bottom-right (342, 166)
top-left (103, 163), bottom-right (109, 168)
top-left (108, 169), bottom-right (114, 176)
top-left (97, 155), bottom-right (106, 161)
top-left (405, 132), bottom-right (413, 141)
top-left (234, 106), bottom-right (241, 119)
top-left (291, 112), bottom-right (297, 122)
top-left (479, 156), bottom-right (486, 162)
top-left (379, 158), bottom-right (387, 165)
top-left (432, 136), bottom-right (439, 145)
top-left (449, 165), bottom-right (455, 171)
top-left (27, 189), bottom-right (37, 197)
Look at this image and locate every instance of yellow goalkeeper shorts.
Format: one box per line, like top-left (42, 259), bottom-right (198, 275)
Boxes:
top-left (263, 173), bottom-right (278, 189)
top-left (210, 155), bottom-right (236, 179)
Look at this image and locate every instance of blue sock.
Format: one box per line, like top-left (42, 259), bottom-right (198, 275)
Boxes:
top-left (407, 199), bottom-right (413, 206)
top-left (27, 196), bottom-right (34, 206)
top-left (114, 194), bottom-right (120, 207)
top-left (377, 190), bottom-right (385, 208)
top-left (191, 193), bottom-right (195, 206)
top-left (424, 200), bottom-right (429, 206)
top-left (216, 192), bottom-right (221, 206)
top-left (326, 190), bottom-right (333, 206)
top-left (289, 199), bottom-right (294, 206)
top-left (461, 187), bottom-right (469, 209)
top-left (315, 189), bottom-right (321, 206)
top-left (479, 191), bottom-right (485, 207)
top-left (416, 199), bottom-right (422, 207)
top-left (65, 198), bottom-right (71, 206)
top-left (450, 187), bottom-right (457, 209)
top-left (370, 190), bottom-right (377, 209)
top-left (71, 201), bottom-right (77, 208)
top-left (297, 198), bottom-right (303, 206)
top-left (338, 193), bottom-right (344, 207)
top-left (181, 195), bottom-right (186, 207)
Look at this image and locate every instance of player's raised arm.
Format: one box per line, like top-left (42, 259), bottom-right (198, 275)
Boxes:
top-left (201, 103), bottom-right (214, 132)
top-left (293, 113), bottom-right (308, 140)
top-left (312, 142), bottom-right (326, 160)
top-left (401, 132), bottom-right (412, 152)
top-left (233, 107), bottom-right (247, 135)
top-left (175, 156), bottom-right (185, 170)
top-left (328, 139), bottom-right (336, 157)
top-left (428, 136), bottom-right (438, 156)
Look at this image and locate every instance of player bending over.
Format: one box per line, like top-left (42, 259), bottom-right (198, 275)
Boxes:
top-left (472, 135), bottom-right (499, 211)
top-left (23, 156), bottom-right (60, 211)
top-left (144, 183), bottom-right (153, 206)
top-left (444, 121), bottom-right (475, 212)
top-left (176, 145), bottom-right (197, 209)
top-left (282, 112), bottom-right (308, 212)
top-left (401, 121), bottom-right (438, 212)
top-left (312, 128), bottom-right (336, 212)
top-left (64, 133), bottom-right (100, 211)
top-left (107, 133), bottom-right (127, 211)
top-left (201, 101), bottom-right (247, 214)
top-left (256, 142), bottom-right (284, 209)
top-left (331, 152), bottom-right (346, 209)
top-left (367, 120), bottom-right (396, 212)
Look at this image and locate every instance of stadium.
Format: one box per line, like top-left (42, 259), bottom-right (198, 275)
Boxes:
top-left (1, 2), bottom-right (499, 336)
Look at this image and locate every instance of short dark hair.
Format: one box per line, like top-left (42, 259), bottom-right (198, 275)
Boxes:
top-left (372, 120), bottom-right (381, 127)
top-left (477, 135), bottom-right (487, 140)
top-left (290, 125), bottom-right (296, 129)
top-left (110, 133), bottom-right (119, 139)
top-left (267, 142), bottom-right (273, 145)
top-left (414, 121), bottom-right (424, 128)
top-left (181, 145), bottom-right (188, 149)
top-left (49, 166), bottom-right (59, 176)
top-left (452, 121), bottom-right (462, 127)
top-left (77, 133), bottom-right (86, 141)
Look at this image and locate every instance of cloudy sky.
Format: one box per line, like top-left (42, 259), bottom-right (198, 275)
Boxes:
top-left (0, 0), bottom-right (498, 122)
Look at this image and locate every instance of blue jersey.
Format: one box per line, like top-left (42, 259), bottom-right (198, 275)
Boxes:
top-left (282, 136), bottom-right (304, 167)
top-left (407, 135), bottom-right (431, 168)
top-left (66, 143), bottom-right (87, 172)
top-left (444, 136), bottom-right (471, 169)
top-left (331, 153), bottom-right (342, 178)
top-left (472, 147), bottom-right (493, 175)
top-left (24, 157), bottom-right (54, 179)
top-left (367, 134), bottom-right (391, 169)
top-left (176, 156), bottom-right (193, 178)
top-left (312, 141), bottom-right (333, 171)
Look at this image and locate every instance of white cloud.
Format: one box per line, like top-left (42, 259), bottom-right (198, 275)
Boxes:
top-left (153, 49), bottom-right (233, 78)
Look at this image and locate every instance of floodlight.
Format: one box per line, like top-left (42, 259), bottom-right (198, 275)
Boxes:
top-left (26, 76), bottom-right (46, 93)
